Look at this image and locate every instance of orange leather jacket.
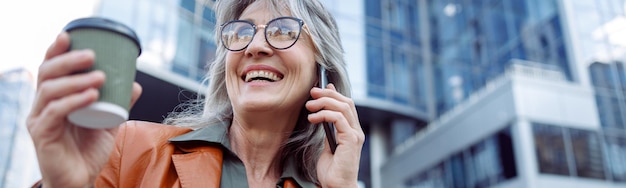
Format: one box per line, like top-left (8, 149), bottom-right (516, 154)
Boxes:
top-left (93, 121), bottom-right (300, 188)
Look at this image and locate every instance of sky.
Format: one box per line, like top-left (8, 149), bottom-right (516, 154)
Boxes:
top-left (0, 0), bottom-right (98, 78)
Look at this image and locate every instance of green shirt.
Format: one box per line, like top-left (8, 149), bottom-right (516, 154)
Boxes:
top-left (169, 122), bottom-right (317, 188)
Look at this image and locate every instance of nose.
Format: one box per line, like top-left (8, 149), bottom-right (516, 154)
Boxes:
top-left (244, 26), bottom-right (273, 58)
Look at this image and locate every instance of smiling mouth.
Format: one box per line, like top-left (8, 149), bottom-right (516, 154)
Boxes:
top-left (243, 70), bottom-right (284, 82)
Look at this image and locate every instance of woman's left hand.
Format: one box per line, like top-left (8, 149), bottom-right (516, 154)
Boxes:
top-left (306, 83), bottom-right (365, 188)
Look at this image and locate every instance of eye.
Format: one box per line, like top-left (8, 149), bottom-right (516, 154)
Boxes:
top-left (267, 20), bottom-right (299, 40)
top-left (231, 23), bottom-right (254, 40)
top-left (221, 21), bottom-right (256, 50)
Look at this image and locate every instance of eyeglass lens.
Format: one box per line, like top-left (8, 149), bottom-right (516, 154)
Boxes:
top-left (221, 17), bottom-right (302, 51)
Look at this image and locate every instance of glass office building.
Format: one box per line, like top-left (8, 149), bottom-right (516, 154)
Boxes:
top-left (92, 0), bottom-right (626, 187)
top-left (0, 68), bottom-right (39, 188)
top-left (379, 0), bottom-right (626, 187)
top-left (95, 0), bottom-right (217, 123)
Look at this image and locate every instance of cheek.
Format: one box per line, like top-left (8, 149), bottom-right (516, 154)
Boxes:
top-left (224, 54), bottom-right (240, 91)
top-left (224, 54), bottom-right (236, 71)
top-left (303, 64), bottom-right (318, 88)
top-left (224, 54), bottom-right (242, 79)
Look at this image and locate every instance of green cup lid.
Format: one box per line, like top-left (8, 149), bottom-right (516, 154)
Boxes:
top-left (63, 17), bottom-right (142, 56)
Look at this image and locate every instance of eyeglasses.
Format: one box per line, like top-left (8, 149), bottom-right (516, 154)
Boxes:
top-left (220, 16), bottom-right (307, 51)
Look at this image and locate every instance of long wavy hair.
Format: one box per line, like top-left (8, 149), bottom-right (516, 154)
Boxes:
top-left (164, 0), bottom-right (350, 184)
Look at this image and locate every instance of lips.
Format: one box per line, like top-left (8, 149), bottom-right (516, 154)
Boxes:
top-left (241, 65), bottom-right (284, 83)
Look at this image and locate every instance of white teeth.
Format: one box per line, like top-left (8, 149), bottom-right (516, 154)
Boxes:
top-left (244, 70), bottom-right (281, 82)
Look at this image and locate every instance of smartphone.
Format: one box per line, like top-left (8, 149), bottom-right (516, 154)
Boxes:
top-left (319, 66), bottom-right (338, 154)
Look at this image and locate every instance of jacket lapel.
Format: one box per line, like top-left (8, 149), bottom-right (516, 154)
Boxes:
top-left (283, 179), bottom-right (300, 188)
top-left (172, 146), bottom-right (223, 188)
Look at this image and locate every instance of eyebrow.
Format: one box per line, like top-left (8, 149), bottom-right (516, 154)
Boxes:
top-left (241, 18), bottom-right (254, 22)
top-left (240, 18), bottom-right (256, 23)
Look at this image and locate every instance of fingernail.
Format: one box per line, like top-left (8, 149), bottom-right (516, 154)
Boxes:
top-left (92, 70), bottom-right (105, 78)
top-left (79, 49), bottom-right (94, 58)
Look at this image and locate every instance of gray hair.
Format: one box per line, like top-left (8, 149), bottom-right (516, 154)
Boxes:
top-left (164, 0), bottom-right (350, 184)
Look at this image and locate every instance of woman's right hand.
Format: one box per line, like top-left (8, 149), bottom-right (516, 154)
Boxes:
top-left (26, 32), bottom-right (142, 188)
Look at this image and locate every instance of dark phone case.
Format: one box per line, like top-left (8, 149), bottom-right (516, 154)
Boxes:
top-left (319, 66), bottom-right (337, 154)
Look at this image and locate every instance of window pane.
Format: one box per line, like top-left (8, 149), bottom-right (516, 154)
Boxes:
top-left (392, 51), bottom-right (410, 103)
top-left (497, 128), bottom-right (518, 179)
top-left (569, 129), bottom-right (605, 179)
top-left (172, 13), bottom-right (194, 77)
top-left (180, 0), bottom-right (195, 13)
top-left (448, 153), bottom-right (466, 188)
top-left (605, 134), bottom-right (626, 182)
top-left (407, 164), bottom-right (446, 188)
top-left (463, 151), bottom-right (477, 187)
top-left (405, 126), bottom-right (517, 187)
top-left (366, 42), bottom-right (386, 99)
top-left (471, 137), bottom-right (502, 187)
top-left (533, 123), bottom-right (570, 175)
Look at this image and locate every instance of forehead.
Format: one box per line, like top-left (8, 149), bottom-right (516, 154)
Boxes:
top-left (239, 0), bottom-right (292, 22)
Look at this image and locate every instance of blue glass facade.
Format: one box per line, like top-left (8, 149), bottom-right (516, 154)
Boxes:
top-left (172, 0), bottom-right (217, 81)
top-left (377, 0), bottom-right (626, 187)
top-left (405, 127), bottom-right (517, 187)
top-left (533, 123), bottom-right (626, 182)
top-left (427, 0), bottom-right (571, 115)
top-left (97, 0), bottom-right (217, 83)
top-left (590, 62), bottom-right (626, 130)
top-left (363, 0), bottom-right (573, 116)
top-left (365, 0), bottom-right (427, 111)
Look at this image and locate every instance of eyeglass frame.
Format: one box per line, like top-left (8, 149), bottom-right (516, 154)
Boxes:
top-left (219, 16), bottom-right (310, 51)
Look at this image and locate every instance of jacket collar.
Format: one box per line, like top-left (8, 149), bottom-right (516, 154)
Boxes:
top-left (169, 122), bottom-right (317, 188)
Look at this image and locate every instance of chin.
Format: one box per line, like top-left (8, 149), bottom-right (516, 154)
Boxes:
top-left (238, 97), bottom-right (281, 111)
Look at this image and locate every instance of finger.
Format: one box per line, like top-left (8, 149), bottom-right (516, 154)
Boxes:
top-left (309, 110), bottom-right (354, 139)
top-left (37, 88), bottom-right (99, 134)
top-left (308, 87), bottom-right (360, 130)
top-left (129, 82), bottom-right (143, 108)
top-left (31, 71), bottom-right (105, 117)
top-left (326, 83), bottom-right (336, 90)
top-left (44, 32), bottom-right (70, 61)
top-left (308, 110), bottom-right (349, 131)
top-left (310, 86), bottom-right (351, 105)
top-left (308, 110), bottom-right (362, 144)
top-left (38, 49), bottom-right (95, 85)
top-left (310, 86), bottom-right (356, 113)
top-left (306, 97), bottom-right (358, 129)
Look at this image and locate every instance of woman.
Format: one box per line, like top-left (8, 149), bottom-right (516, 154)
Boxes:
top-left (27, 0), bottom-right (364, 187)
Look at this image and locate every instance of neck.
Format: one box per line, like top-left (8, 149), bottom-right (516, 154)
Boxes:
top-left (229, 109), bottom-right (301, 184)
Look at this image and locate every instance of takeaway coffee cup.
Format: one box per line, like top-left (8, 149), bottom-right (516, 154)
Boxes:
top-left (64, 17), bottom-right (142, 129)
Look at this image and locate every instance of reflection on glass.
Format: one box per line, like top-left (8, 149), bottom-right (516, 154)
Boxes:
top-left (407, 164), bottom-right (445, 188)
top-left (605, 134), bottom-right (626, 182)
top-left (533, 123), bottom-right (570, 175)
top-left (392, 50), bottom-right (410, 103)
top-left (447, 153), bottom-right (466, 188)
top-left (429, 0), bottom-right (571, 116)
top-left (172, 1), bottom-right (216, 81)
top-left (172, 9), bottom-right (195, 77)
top-left (569, 129), bottom-right (605, 179)
top-left (590, 62), bottom-right (626, 130)
top-left (364, 0), bottom-right (425, 109)
top-left (405, 127), bottom-right (517, 187)
top-left (471, 137), bottom-right (502, 187)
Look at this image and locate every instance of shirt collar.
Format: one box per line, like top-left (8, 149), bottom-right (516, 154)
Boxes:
top-left (169, 121), bottom-right (232, 149)
top-left (278, 157), bottom-right (318, 188)
top-left (168, 122), bottom-right (317, 188)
